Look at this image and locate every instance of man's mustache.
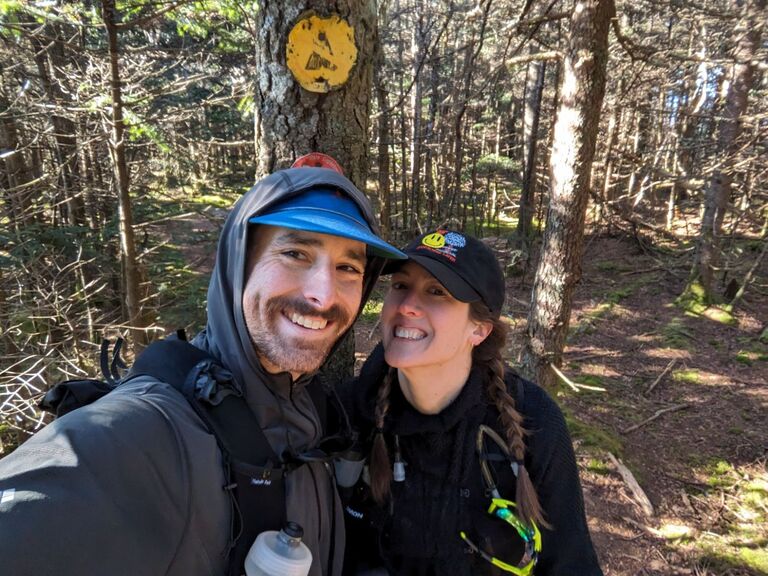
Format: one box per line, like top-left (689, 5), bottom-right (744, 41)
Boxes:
top-left (266, 296), bottom-right (351, 328)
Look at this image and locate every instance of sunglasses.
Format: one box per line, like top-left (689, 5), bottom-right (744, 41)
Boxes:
top-left (460, 497), bottom-right (541, 575)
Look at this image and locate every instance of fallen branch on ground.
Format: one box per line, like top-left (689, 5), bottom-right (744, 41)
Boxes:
top-left (644, 358), bottom-right (677, 396)
top-left (621, 515), bottom-right (656, 535)
top-left (566, 351), bottom-right (620, 363)
top-left (550, 363), bottom-right (607, 392)
top-left (622, 403), bottom-right (690, 434)
top-left (609, 453), bottom-right (655, 517)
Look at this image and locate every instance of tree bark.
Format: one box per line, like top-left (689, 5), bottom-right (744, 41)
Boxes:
top-left (102, 0), bottom-right (147, 349)
top-left (442, 0), bottom-right (492, 222)
top-left (24, 17), bottom-right (86, 228)
top-left (517, 52), bottom-right (546, 241)
top-left (409, 2), bottom-right (426, 230)
top-left (374, 37), bottom-right (392, 240)
top-left (687, 0), bottom-right (766, 303)
top-left (521, 0), bottom-right (615, 391)
top-left (425, 53), bottom-right (439, 228)
top-left (0, 96), bottom-right (37, 231)
top-left (253, 1), bottom-right (376, 189)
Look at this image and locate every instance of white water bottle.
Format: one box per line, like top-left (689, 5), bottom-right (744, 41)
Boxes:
top-left (244, 522), bottom-right (313, 576)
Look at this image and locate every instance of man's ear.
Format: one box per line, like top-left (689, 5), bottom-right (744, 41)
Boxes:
top-left (470, 320), bottom-right (493, 346)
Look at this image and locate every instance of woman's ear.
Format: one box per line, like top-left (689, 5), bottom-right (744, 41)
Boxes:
top-left (470, 320), bottom-right (493, 346)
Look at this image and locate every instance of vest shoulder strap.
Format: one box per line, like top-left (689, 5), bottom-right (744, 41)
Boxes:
top-left (131, 338), bottom-right (281, 466)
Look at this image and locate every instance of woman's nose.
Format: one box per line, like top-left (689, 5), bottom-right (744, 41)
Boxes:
top-left (397, 290), bottom-right (422, 316)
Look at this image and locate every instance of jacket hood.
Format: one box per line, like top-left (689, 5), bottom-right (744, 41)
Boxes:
top-left (193, 167), bottom-right (387, 393)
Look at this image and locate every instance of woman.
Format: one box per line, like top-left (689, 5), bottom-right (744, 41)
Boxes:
top-left (342, 229), bottom-right (603, 575)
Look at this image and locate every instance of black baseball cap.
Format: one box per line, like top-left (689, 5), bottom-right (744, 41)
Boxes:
top-left (384, 229), bottom-right (505, 316)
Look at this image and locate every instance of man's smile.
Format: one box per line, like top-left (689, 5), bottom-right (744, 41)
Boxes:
top-left (287, 311), bottom-right (330, 331)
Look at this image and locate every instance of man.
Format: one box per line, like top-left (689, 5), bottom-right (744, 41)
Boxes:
top-left (0, 162), bottom-right (405, 576)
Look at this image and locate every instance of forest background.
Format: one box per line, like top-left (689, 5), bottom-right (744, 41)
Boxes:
top-left (0, 0), bottom-right (766, 574)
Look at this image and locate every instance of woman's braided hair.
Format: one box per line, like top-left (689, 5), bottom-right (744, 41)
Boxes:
top-left (469, 301), bottom-right (548, 527)
top-left (370, 367), bottom-right (395, 503)
top-left (369, 300), bottom-right (547, 527)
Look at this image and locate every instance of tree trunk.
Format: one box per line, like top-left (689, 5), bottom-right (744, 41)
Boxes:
top-left (253, 0), bottom-right (377, 381)
top-left (0, 96), bottom-right (37, 231)
top-left (253, 1), bottom-right (376, 188)
top-left (425, 54), bottom-right (439, 228)
top-left (687, 0), bottom-right (766, 303)
top-left (374, 24), bottom-right (392, 240)
top-left (25, 17), bottom-right (86, 227)
top-left (517, 53), bottom-right (546, 241)
top-left (398, 21), bottom-right (409, 232)
top-left (102, 0), bottom-right (147, 349)
top-left (409, 3), bottom-right (426, 230)
top-left (600, 78), bottom-right (623, 211)
top-left (443, 0), bottom-right (492, 221)
top-left (521, 0), bottom-right (615, 391)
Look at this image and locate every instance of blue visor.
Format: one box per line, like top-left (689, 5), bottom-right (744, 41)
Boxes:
top-left (249, 189), bottom-right (406, 260)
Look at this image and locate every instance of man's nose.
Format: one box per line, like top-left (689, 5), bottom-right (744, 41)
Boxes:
top-left (303, 262), bottom-right (338, 309)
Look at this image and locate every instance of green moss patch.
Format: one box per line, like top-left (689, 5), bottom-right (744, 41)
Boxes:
top-left (672, 369), bottom-right (703, 384)
top-left (706, 460), bottom-right (740, 488)
top-left (585, 458), bottom-right (611, 475)
top-left (696, 547), bottom-right (768, 575)
top-left (700, 306), bottom-right (737, 326)
top-left (360, 299), bottom-right (383, 323)
top-left (191, 193), bottom-right (236, 208)
top-left (679, 465), bottom-right (768, 574)
top-left (735, 349), bottom-right (768, 366)
top-left (563, 410), bottom-right (623, 456)
top-left (677, 280), bottom-right (709, 312)
top-left (677, 280), bottom-right (737, 325)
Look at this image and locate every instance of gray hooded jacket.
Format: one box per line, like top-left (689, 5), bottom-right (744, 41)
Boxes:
top-left (0, 168), bottom-right (386, 576)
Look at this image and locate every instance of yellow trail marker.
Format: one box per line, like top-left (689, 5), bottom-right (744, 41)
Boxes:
top-left (286, 14), bottom-right (357, 93)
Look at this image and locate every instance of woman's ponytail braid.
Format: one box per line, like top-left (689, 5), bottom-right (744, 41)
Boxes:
top-left (470, 302), bottom-right (549, 528)
top-left (369, 368), bottom-right (395, 504)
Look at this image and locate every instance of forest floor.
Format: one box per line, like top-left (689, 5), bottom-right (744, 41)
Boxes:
top-left (158, 197), bottom-right (767, 576)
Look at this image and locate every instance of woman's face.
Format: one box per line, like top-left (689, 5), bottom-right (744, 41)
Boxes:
top-left (381, 261), bottom-right (488, 371)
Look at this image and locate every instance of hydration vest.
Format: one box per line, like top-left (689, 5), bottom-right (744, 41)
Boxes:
top-left (40, 335), bottom-right (347, 576)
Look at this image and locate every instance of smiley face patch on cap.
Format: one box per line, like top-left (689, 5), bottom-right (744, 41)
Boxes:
top-left (384, 228), bottom-right (506, 316)
top-left (418, 230), bottom-right (467, 262)
top-left (422, 232), bottom-right (446, 248)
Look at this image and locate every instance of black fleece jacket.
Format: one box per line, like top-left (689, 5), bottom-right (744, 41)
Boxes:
top-left (342, 344), bottom-right (603, 576)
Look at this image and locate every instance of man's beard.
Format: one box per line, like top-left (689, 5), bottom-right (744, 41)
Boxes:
top-left (245, 295), bottom-right (352, 376)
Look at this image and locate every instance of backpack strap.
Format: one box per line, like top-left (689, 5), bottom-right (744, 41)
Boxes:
top-left (132, 339), bottom-right (286, 575)
top-left (39, 379), bottom-right (116, 418)
top-left (40, 338), bottom-right (126, 417)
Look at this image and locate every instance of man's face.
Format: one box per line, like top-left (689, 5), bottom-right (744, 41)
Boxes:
top-left (243, 225), bottom-right (366, 380)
